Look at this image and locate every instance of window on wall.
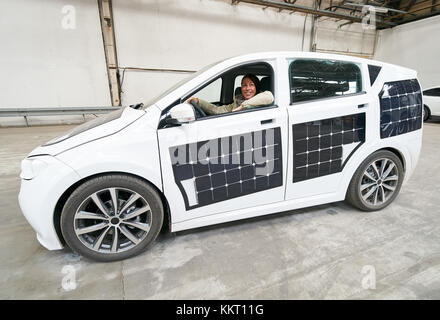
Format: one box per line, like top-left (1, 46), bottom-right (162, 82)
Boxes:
top-left (289, 59), bottom-right (363, 104)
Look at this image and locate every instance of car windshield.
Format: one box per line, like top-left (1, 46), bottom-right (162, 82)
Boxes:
top-left (141, 59), bottom-right (223, 110)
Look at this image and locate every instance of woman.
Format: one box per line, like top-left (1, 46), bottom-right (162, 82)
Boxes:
top-left (187, 74), bottom-right (274, 115)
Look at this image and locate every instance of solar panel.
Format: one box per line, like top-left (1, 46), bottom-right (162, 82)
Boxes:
top-left (292, 113), bottom-right (366, 183)
top-left (170, 127), bottom-right (283, 210)
top-left (379, 79), bottom-right (422, 138)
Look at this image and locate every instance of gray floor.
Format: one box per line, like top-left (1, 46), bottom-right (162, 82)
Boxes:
top-left (0, 122), bottom-right (439, 299)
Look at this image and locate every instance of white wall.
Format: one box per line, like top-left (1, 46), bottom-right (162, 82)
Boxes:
top-left (374, 15), bottom-right (440, 89)
top-left (113, 0), bottom-right (378, 105)
top-left (0, 0), bottom-right (379, 126)
top-left (0, 0), bottom-right (111, 126)
top-left (112, 0), bottom-right (312, 105)
top-left (315, 18), bottom-right (376, 57)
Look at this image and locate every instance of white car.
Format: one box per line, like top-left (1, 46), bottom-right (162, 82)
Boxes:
top-left (19, 52), bottom-right (423, 262)
top-left (423, 87), bottom-right (440, 121)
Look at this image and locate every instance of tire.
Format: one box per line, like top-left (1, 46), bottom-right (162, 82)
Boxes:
top-left (346, 150), bottom-right (404, 212)
top-left (423, 105), bottom-right (430, 122)
top-left (60, 174), bottom-right (164, 262)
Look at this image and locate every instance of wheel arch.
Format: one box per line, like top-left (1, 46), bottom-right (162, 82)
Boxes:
top-left (53, 172), bottom-right (171, 246)
top-left (343, 145), bottom-right (407, 199)
top-left (380, 147), bottom-right (406, 173)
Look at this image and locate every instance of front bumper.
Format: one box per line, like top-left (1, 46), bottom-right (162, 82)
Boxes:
top-left (18, 155), bottom-right (81, 250)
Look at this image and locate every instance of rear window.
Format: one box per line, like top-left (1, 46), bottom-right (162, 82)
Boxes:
top-left (289, 59), bottom-right (363, 104)
top-left (423, 88), bottom-right (440, 96)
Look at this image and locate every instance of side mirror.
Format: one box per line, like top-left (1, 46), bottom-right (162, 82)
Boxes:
top-left (166, 103), bottom-right (196, 125)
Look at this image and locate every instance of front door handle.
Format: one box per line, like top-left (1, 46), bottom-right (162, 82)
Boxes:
top-left (261, 119), bottom-right (273, 125)
top-left (358, 103), bottom-right (368, 109)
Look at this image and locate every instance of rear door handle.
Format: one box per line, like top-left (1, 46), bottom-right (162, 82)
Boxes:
top-left (358, 103), bottom-right (368, 109)
top-left (261, 119), bottom-right (273, 125)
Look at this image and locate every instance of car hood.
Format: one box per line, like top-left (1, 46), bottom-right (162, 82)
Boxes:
top-left (28, 107), bottom-right (146, 157)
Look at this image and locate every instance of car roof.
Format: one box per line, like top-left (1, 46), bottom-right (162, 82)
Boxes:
top-left (225, 51), bottom-right (378, 66)
top-left (150, 51), bottom-right (416, 110)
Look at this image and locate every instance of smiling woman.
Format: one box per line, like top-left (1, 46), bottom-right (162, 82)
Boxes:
top-left (187, 73), bottom-right (274, 115)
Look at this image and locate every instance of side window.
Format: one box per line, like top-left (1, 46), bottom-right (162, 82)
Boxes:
top-left (423, 88), bottom-right (440, 97)
top-left (184, 62), bottom-right (275, 119)
top-left (195, 77), bottom-right (222, 103)
top-left (289, 59), bottom-right (363, 104)
top-left (233, 75), bottom-right (244, 95)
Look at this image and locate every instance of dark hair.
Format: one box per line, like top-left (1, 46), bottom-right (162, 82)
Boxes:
top-left (242, 73), bottom-right (261, 94)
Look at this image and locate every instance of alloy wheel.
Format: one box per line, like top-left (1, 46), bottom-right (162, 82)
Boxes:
top-left (73, 187), bottom-right (152, 254)
top-left (359, 158), bottom-right (399, 207)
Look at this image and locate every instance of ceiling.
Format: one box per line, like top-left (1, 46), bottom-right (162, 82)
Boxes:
top-left (231, 0), bottom-right (440, 29)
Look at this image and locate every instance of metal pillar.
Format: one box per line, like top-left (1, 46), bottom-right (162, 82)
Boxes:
top-left (309, 0), bottom-right (319, 52)
top-left (97, 0), bottom-right (121, 106)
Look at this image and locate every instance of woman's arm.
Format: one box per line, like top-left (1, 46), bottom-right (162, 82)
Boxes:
top-left (241, 91), bottom-right (274, 109)
top-left (198, 99), bottom-right (235, 115)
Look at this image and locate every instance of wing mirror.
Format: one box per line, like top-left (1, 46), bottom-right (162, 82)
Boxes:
top-left (166, 103), bottom-right (196, 125)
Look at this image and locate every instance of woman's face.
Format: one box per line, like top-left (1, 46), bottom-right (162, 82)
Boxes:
top-left (241, 77), bottom-right (257, 100)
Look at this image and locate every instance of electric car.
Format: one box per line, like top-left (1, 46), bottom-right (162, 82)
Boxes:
top-left (422, 87), bottom-right (440, 121)
top-left (19, 52), bottom-right (423, 262)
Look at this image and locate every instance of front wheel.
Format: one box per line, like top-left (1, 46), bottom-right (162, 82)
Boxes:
top-left (346, 150), bottom-right (404, 211)
top-left (60, 174), bottom-right (164, 262)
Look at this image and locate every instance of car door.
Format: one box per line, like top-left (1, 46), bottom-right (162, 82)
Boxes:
top-left (157, 60), bottom-right (288, 224)
top-left (283, 57), bottom-right (373, 200)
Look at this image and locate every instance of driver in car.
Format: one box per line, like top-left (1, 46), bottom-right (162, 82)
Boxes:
top-left (187, 73), bottom-right (274, 115)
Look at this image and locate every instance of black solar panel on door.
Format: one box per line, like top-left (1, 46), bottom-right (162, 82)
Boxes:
top-left (170, 127), bottom-right (283, 210)
top-left (292, 113), bottom-right (366, 183)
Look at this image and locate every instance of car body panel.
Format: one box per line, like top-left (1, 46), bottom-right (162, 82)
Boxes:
top-left (19, 106), bottom-right (163, 250)
top-left (28, 107), bottom-right (146, 157)
top-left (18, 155), bottom-right (81, 249)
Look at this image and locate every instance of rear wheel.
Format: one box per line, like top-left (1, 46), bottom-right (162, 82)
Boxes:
top-left (60, 174), bottom-right (163, 262)
top-left (346, 150), bottom-right (404, 211)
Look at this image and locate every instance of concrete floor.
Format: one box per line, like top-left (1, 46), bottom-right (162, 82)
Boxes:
top-left (0, 122), bottom-right (439, 300)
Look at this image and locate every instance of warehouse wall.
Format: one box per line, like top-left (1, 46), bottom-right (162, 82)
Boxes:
top-left (113, 0), bottom-right (378, 106)
top-left (112, 0), bottom-right (313, 105)
top-left (0, 0), bottom-right (111, 126)
top-left (315, 18), bottom-right (376, 57)
top-left (0, 0), bottom-right (378, 126)
top-left (374, 15), bottom-right (440, 90)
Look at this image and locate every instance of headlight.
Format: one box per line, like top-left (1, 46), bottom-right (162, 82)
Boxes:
top-left (20, 157), bottom-right (49, 180)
